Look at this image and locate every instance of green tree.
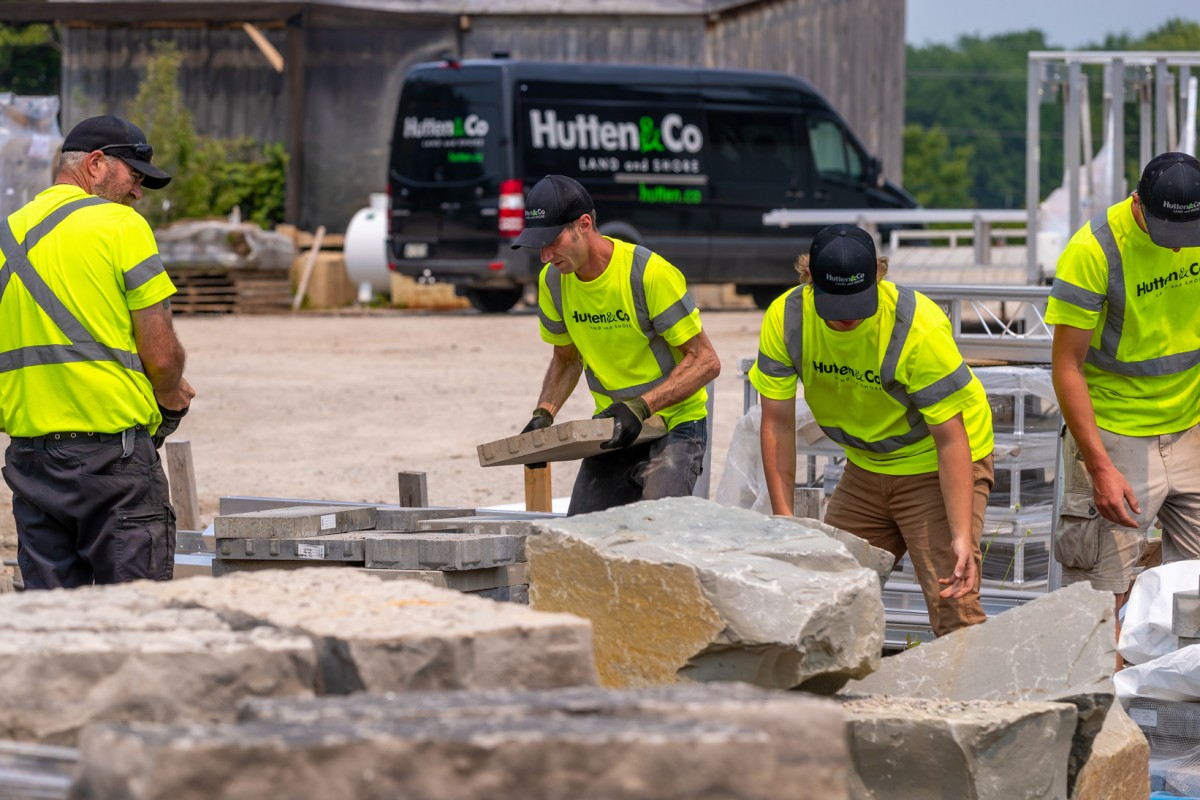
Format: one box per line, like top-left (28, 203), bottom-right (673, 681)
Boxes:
top-left (902, 124), bottom-right (975, 208)
top-left (126, 42), bottom-right (287, 229)
top-left (0, 23), bottom-right (60, 95)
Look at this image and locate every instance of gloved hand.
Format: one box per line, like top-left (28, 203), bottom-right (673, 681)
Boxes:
top-left (522, 407), bottom-right (554, 434)
top-left (521, 407), bottom-right (554, 470)
top-left (598, 397), bottom-right (651, 450)
top-left (152, 405), bottom-right (188, 449)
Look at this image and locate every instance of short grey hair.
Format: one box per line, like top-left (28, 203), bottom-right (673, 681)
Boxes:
top-left (57, 150), bottom-right (87, 174)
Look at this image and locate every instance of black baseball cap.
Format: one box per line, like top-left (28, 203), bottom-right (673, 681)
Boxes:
top-left (1137, 152), bottom-right (1200, 248)
top-left (809, 224), bottom-right (879, 320)
top-left (61, 115), bottom-right (171, 190)
top-left (511, 175), bottom-right (594, 250)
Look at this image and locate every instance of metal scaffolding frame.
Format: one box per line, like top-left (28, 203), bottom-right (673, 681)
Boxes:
top-left (1026, 51), bottom-right (1200, 282)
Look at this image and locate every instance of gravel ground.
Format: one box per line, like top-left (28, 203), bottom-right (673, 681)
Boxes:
top-left (0, 305), bottom-right (767, 563)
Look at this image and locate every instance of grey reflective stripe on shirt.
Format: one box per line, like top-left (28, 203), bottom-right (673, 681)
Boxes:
top-left (1076, 211), bottom-right (1200, 377)
top-left (0, 197), bottom-right (146, 376)
top-left (781, 284), bottom-right (933, 454)
top-left (551, 244), bottom-right (681, 401)
top-left (123, 253), bottom-right (166, 292)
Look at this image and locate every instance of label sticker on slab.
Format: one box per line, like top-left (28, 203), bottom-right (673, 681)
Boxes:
top-left (320, 514), bottom-right (336, 530)
top-left (296, 543), bottom-right (325, 560)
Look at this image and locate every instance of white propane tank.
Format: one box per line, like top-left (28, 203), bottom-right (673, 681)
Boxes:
top-left (343, 193), bottom-right (390, 292)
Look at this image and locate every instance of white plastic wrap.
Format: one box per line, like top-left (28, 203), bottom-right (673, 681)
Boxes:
top-left (1117, 647), bottom-right (1200, 704)
top-left (713, 398), bottom-right (825, 514)
top-left (1118, 561), bottom-right (1200, 667)
top-left (0, 94), bottom-right (62, 219)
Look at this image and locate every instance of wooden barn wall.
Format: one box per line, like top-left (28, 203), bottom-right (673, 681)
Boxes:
top-left (463, 16), bottom-right (706, 64)
top-left (708, 0), bottom-right (906, 182)
top-left (60, 26), bottom-right (288, 143)
top-left (293, 22), bottom-right (456, 231)
top-left (51, 1), bottom-right (906, 231)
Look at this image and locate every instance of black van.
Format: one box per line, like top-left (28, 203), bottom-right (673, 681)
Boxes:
top-left (388, 58), bottom-right (916, 312)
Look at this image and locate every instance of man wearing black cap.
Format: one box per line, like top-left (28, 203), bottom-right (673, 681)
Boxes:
top-left (749, 224), bottom-right (995, 636)
top-left (0, 115), bottom-right (194, 589)
top-left (1048, 152), bottom-right (1200, 640)
top-left (512, 174), bottom-right (721, 514)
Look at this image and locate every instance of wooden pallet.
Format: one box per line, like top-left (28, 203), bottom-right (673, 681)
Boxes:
top-left (168, 269), bottom-right (292, 315)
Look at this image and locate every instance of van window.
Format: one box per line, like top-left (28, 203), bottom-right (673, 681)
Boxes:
top-left (808, 117), bottom-right (864, 182)
top-left (707, 111), bottom-right (796, 186)
top-left (393, 75), bottom-right (501, 185)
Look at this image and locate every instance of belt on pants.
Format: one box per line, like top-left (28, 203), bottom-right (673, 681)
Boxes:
top-left (12, 425), bottom-right (145, 452)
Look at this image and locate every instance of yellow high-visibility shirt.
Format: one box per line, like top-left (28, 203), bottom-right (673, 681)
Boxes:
top-left (537, 237), bottom-right (706, 430)
top-left (1047, 197), bottom-right (1200, 436)
top-left (750, 281), bottom-right (993, 475)
top-left (0, 184), bottom-right (175, 436)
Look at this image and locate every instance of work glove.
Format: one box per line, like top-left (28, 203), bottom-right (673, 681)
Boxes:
top-left (522, 407), bottom-right (554, 434)
top-left (598, 396), bottom-right (651, 450)
top-left (152, 405), bottom-right (188, 450)
top-left (521, 407), bottom-right (554, 470)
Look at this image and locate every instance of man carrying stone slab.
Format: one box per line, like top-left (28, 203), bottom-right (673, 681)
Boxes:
top-left (511, 175), bottom-right (721, 515)
top-left (1047, 152), bottom-right (1200, 650)
top-left (750, 224), bottom-right (995, 636)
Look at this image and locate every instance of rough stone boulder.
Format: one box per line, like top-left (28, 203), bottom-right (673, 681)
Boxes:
top-left (841, 695), bottom-right (1078, 799)
top-left (0, 583), bottom-right (316, 745)
top-left (527, 496), bottom-right (887, 691)
top-left (74, 684), bottom-right (850, 800)
top-left (141, 568), bottom-right (597, 694)
top-left (844, 582), bottom-right (1147, 799)
top-left (0, 569), bottom-right (597, 745)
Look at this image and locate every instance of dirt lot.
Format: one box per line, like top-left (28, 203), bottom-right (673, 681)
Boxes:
top-left (0, 305), bottom-right (767, 562)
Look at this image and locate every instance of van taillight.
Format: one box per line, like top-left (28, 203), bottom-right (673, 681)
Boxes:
top-left (498, 179), bottom-right (524, 239)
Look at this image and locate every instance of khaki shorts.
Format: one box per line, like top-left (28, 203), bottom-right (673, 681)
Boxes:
top-left (1056, 424), bottom-right (1200, 594)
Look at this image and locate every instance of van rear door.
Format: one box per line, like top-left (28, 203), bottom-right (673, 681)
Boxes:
top-left (389, 65), bottom-right (506, 269)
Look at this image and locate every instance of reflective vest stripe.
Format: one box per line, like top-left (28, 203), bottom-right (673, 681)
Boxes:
top-left (1050, 278), bottom-right (1105, 311)
top-left (0, 198), bottom-right (146, 376)
top-left (547, 245), bottom-right (678, 400)
top-left (123, 254), bottom-right (167, 292)
top-left (1079, 211), bottom-right (1200, 377)
top-left (782, 285), bottom-right (933, 454)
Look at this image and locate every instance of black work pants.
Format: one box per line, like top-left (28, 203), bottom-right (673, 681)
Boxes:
top-left (2, 430), bottom-right (175, 589)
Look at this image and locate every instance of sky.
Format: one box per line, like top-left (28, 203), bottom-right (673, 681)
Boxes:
top-left (905, 0), bottom-right (1196, 49)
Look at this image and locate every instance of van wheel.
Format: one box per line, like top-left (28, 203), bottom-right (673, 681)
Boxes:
top-left (465, 287), bottom-right (523, 314)
top-left (750, 286), bottom-right (789, 310)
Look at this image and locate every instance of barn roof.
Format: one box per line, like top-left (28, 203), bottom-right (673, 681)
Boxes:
top-left (0, 0), bottom-right (757, 24)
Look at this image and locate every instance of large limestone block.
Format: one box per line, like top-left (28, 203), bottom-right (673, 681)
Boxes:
top-left (1069, 702), bottom-right (1149, 800)
top-left (75, 716), bottom-right (777, 800)
top-left (0, 584), bottom-right (316, 745)
top-left (527, 496), bottom-right (884, 691)
top-left (779, 515), bottom-right (895, 581)
top-left (842, 695), bottom-right (1078, 800)
top-left (239, 683), bottom-right (850, 798)
top-left (845, 582), bottom-right (1115, 703)
top-left (145, 568), bottom-right (597, 693)
top-left (844, 582), bottom-right (1128, 797)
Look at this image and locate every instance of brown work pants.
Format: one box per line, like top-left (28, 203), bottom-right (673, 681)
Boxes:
top-left (824, 456), bottom-right (994, 637)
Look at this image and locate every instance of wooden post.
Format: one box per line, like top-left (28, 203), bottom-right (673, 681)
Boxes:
top-left (793, 487), bottom-right (824, 521)
top-left (397, 471), bottom-right (428, 508)
top-left (165, 440), bottom-right (202, 531)
top-left (524, 464), bottom-right (553, 513)
top-left (291, 225), bottom-right (326, 311)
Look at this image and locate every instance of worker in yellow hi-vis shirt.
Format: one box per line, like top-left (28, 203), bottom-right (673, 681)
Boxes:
top-left (511, 175), bottom-right (721, 515)
top-left (1047, 152), bottom-right (1200, 654)
top-left (749, 224), bottom-right (994, 636)
top-left (0, 115), bottom-right (195, 590)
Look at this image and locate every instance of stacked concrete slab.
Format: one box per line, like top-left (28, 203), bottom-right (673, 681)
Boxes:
top-left (72, 684), bottom-right (850, 800)
top-left (0, 568), bottom-right (596, 746)
top-left (213, 502), bottom-right (532, 603)
top-left (525, 496), bottom-right (889, 692)
top-left (843, 582), bottom-right (1149, 800)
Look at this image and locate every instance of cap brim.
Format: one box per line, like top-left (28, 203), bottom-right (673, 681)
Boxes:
top-left (511, 224), bottom-right (565, 250)
top-left (812, 285), bottom-right (878, 321)
top-left (120, 156), bottom-right (171, 190)
top-left (1144, 213), bottom-right (1200, 249)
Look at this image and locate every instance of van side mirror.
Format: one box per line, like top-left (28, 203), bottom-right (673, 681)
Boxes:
top-left (865, 156), bottom-right (883, 187)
